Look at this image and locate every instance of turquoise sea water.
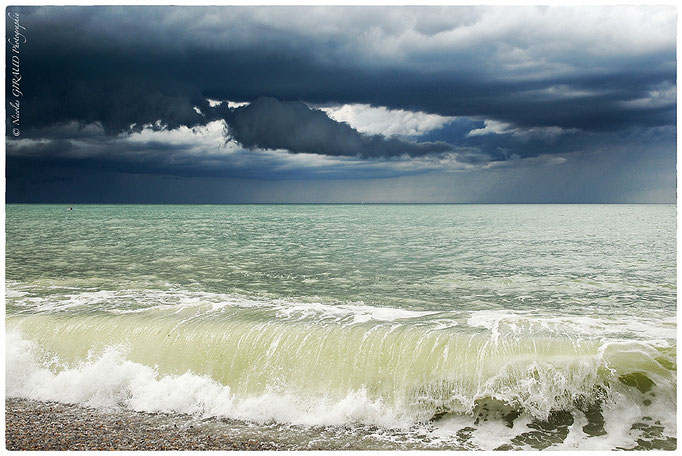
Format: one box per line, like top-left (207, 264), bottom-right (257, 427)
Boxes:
top-left (5, 204), bottom-right (677, 450)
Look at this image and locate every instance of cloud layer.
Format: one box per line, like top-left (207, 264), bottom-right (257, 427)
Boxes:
top-left (5, 6), bottom-right (676, 202)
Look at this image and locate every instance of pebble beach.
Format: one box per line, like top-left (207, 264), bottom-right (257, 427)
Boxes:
top-left (5, 398), bottom-right (277, 451)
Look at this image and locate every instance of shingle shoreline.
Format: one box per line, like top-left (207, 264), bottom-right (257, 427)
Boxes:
top-left (5, 398), bottom-right (278, 451)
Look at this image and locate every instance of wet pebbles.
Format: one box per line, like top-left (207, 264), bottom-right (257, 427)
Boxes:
top-left (5, 398), bottom-right (277, 451)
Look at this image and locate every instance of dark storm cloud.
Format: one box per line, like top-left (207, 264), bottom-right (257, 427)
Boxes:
top-left (4, 5), bottom-right (676, 202)
top-left (217, 97), bottom-right (452, 158)
top-left (8, 6), bottom-right (675, 136)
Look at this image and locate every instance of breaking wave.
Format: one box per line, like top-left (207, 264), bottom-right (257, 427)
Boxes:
top-left (5, 288), bottom-right (676, 450)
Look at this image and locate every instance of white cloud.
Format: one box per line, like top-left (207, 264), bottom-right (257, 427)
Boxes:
top-left (467, 120), bottom-right (515, 137)
top-left (317, 103), bottom-right (454, 137)
top-left (468, 119), bottom-right (578, 140)
top-left (124, 120), bottom-right (233, 155)
top-left (354, 7), bottom-right (675, 76)
top-left (227, 101), bottom-right (250, 109)
top-left (206, 99), bottom-right (251, 109)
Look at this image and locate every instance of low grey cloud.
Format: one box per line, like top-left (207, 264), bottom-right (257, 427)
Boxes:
top-left (7, 117), bottom-right (494, 181)
top-left (217, 97), bottom-right (453, 158)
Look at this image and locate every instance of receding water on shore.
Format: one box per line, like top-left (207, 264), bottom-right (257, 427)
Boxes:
top-left (5, 204), bottom-right (676, 450)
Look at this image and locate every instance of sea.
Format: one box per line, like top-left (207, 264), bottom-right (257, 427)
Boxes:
top-left (4, 204), bottom-right (677, 450)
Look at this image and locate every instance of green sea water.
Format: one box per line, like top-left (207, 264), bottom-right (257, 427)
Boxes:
top-left (5, 204), bottom-right (677, 450)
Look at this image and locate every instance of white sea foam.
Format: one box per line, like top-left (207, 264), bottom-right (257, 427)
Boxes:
top-left (8, 286), bottom-right (674, 345)
top-left (6, 286), bottom-right (438, 325)
top-left (5, 330), bottom-right (410, 429)
top-left (5, 289), bottom-right (29, 298)
top-left (466, 308), bottom-right (676, 344)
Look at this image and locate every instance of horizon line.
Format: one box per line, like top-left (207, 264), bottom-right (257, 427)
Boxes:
top-left (4, 202), bottom-right (676, 205)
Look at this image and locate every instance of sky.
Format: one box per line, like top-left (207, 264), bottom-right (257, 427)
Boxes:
top-left (5, 6), bottom-right (677, 203)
